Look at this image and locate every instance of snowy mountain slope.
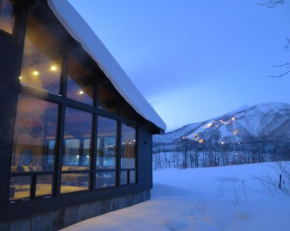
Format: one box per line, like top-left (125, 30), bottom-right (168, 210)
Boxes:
top-left (153, 122), bottom-right (206, 144)
top-left (154, 102), bottom-right (290, 144)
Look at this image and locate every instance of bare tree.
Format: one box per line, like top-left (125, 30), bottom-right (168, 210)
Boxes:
top-left (256, 162), bottom-right (290, 200)
top-left (258, 0), bottom-right (289, 77)
top-left (229, 175), bottom-right (242, 204)
top-left (257, 0), bottom-right (284, 8)
top-left (269, 62), bottom-right (290, 78)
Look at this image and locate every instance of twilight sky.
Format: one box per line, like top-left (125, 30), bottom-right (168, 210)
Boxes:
top-left (69, 0), bottom-right (290, 131)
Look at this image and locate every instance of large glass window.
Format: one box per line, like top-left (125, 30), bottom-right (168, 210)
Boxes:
top-left (66, 54), bottom-right (93, 105)
top-left (62, 107), bottom-right (92, 171)
top-left (95, 172), bottom-right (116, 189)
top-left (9, 176), bottom-right (31, 201)
top-left (11, 94), bottom-right (59, 172)
top-left (130, 170), bottom-right (136, 184)
top-left (0, 0), bottom-right (16, 34)
top-left (120, 171), bottom-right (128, 185)
top-left (9, 9), bottom-right (142, 200)
top-left (120, 170), bottom-right (136, 185)
top-left (99, 85), bottom-right (118, 113)
top-left (20, 14), bottom-right (62, 94)
top-left (121, 124), bottom-right (136, 169)
top-left (96, 117), bottom-right (117, 169)
top-left (35, 175), bottom-right (53, 197)
top-left (61, 173), bottom-right (89, 194)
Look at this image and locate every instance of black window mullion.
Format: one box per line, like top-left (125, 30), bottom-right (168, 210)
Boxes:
top-left (116, 120), bottom-right (122, 186)
top-left (135, 126), bottom-right (139, 184)
top-left (79, 138), bottom-right (84, 166)
top-left (91, 112), bottom-right (97, 190)
top-left (54, 49), bottom-right (69, 196)
top-left (30, 174), bottom-right (36, 200)
top-left (54, 104), bottom-right (65, 197)
top-left (92, 79), bottom-right (99, 190)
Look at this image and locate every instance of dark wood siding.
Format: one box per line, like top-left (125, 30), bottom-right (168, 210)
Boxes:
top-left (137, 125), bottom-right (153, 188)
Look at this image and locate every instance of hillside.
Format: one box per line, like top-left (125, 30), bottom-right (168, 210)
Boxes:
top-left (154, 102), bottom-right (290, 145)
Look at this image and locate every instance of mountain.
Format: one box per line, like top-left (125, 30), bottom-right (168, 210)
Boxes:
top-left (154, 102), bottom-right (290, 145)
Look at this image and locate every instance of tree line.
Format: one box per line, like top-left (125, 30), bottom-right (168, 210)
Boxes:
top-left (153, 137), bottom-right (290, 170)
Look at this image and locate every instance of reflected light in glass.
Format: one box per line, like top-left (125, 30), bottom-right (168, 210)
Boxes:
top-left (50, 66), bottom-right (57, 71)
top-left (33, 71), bottom-right (39, 76)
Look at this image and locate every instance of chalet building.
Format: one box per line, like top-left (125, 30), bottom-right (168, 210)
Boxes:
top-left (0, 0), bottom-right (166, 230)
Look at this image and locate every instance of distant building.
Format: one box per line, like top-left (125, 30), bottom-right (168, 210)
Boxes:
top-left (0, 0), bottom-right (166, 230)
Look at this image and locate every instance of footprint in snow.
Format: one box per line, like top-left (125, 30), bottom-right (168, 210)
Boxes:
top-left (236, 212), bottom-right (251, 220)
top-left (166, 218), bottom-right (189, 231)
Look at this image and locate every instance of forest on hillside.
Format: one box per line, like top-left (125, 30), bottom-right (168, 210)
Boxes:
top-left (153, 137), bottom-right (290, 170)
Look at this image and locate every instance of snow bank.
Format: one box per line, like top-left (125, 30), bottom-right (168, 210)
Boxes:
top-left (47, 0), bottom-right (166, 130)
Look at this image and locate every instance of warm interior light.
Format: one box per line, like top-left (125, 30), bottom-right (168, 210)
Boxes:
top-left (19, 76), bottom-right (22, 80)
top-left (199, 139), bottom-right (204, 143)
top-left (50, 66), bottom-right (57, 71)
top-left (33, 71), bottom-right (39, 76)
top-left (79, 90), bottom-right (84, 95)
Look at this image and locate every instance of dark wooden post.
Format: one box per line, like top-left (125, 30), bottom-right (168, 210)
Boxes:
top-left (279, 174), bottom-right (282, 190)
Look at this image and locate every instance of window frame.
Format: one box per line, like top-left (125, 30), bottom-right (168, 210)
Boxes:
top-left (0, 0), bottom-right (22, 38)
top-left (8, 14), bottom-right (139, 203)
top-left (119, 122), bottom-right (138, 186)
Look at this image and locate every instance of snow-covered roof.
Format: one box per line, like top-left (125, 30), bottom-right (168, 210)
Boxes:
top-left (47, 0), bottom-right (166, 131)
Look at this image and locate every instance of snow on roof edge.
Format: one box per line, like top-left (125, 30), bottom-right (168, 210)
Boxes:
top-left (47, 0), bottom-right (166, 130)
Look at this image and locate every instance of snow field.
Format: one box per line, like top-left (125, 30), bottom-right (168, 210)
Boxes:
top-left (63, 163), bottom-right (290, 231)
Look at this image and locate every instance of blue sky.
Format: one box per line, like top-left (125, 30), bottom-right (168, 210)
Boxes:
top-left (69, 0), bottom-right (290, 131)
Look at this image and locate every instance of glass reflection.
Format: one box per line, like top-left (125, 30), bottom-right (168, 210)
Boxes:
top-left (35, 175), bottom-right (53, 197)
top-left (96, 117), bottom-right (117, 169)
top-left (61, 173), bottom-right (89, 194)
top-left (120, 171), bottom-right (128, 185)
top-left (130, 170), bottom-right (136, 184)
top-left (0, 0), bottom-right (16, 34)
top-left (95, 172), bottom-right (116, 188)
top-left (20, 14), bottom-right (62, 94)
top-left (121, 124), bottom-right (136, 169)
top-left (9, 176), bottom-right (31, 201)
top-left (62, 107), bottom-right (92, 170)
top-left (66, 55), bottom-right (93, 105)
top-left (99, 85), bottom-right (117, 113)
top-left (11, 95), bottom-right (58, 172)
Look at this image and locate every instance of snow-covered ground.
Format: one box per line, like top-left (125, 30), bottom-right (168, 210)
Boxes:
top-left (63, 163), bottom-right (290, 231)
